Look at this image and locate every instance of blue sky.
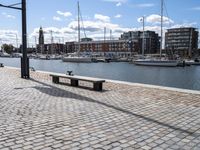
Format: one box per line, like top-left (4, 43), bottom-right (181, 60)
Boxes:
top-left (0, 0), bottom-right (200, 47)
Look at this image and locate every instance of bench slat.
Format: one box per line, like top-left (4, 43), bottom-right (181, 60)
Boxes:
top-left (50, 74), bottom-right (105, 83)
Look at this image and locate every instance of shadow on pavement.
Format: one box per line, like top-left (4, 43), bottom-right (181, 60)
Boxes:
top-left (30, 78), bottom-right (198, 137)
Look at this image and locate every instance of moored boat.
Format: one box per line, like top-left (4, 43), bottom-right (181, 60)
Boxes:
top-left (133, 59), bottom-right (178, 67)
top-left (62, 56), bottom-right (92, 63)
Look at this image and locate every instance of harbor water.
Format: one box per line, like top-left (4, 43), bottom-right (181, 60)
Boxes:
top-left (1, 57), bottom-right (200, 91)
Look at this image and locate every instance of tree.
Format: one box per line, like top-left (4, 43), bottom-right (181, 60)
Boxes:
top-left (1, 44), bottom-right (14, 54)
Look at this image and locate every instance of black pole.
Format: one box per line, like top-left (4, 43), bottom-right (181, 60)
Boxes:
top-left (21, 0), bottom-right (29, 78)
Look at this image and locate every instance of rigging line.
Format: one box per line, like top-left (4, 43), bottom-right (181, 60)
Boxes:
top-left (163, 0), bottom-right (172, 27)
top-left (80, 10), bottom-right (87, 38)
top-left (8, 3), bottom-right (22, 7)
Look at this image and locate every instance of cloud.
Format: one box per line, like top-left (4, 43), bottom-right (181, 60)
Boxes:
top-left (116, 2), bottom-right (122, 7)
top-left (145, 14), bottom-right (174, 24)
top-left (103, 0), bottom-right (127, 3)
top-left (1, 12), bottom-right (15, 19)
top-left (135, 3), bottom-right (155, 8)
top-left (0, 30), bottom-right (19, 47)
top-left (170, 22), bottom-right (198, 28)
top-left (115, 14), bottom-right (122, 18)
top-left (94, 14), bottom-right (110, 22)
top-left (56, 11), bottom-right (72, 17)
top-left (53, 16), bottom-right (62, 21)
top-left (28, 16), bottom-right (133, 44)
top-left (103, 0), bottom-right (127, 6)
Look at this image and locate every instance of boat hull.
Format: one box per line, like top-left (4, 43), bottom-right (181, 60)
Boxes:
top-left (62, 57), bottom-right (92, 63)
top-left (133, 60), bottom-right (178, 67)
top-left (185, 61), bottom-right (200, 66)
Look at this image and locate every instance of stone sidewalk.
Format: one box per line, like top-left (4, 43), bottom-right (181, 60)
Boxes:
top-left (0, 67), bottom-right (200, 150)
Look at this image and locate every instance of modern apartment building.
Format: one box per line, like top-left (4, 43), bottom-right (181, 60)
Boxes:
top-left (165, 27), bottom-right (199, 58)
top-left (120, 31), bottom-right (160, 54)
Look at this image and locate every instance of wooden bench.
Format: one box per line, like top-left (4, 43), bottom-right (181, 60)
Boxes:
top-left (50, 73), bottom-right (105, 91)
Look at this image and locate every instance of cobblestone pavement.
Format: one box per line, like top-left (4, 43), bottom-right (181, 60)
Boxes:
top-left (0, 67), bottom-right (200, 150)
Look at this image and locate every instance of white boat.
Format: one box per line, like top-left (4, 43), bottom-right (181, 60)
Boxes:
top-left (0, 52), bottom-right (10, 57)
top-left (62, 1), bottom-right (92, 63)
top-left (134, 59), bottom-right (178, 67)
top-left (133, 0), bottom-right (179, 67)
top-left (185, 60), bottom-right (200, 65)
top-left (62, 55), bottom-right (92, 63)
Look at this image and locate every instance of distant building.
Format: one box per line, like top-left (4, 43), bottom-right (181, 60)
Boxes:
top-left (165, 27), bottom-right (199, 58)
top-left (65, 42), bottom-right (76, 54)
top-left (65, 39), bottom-right (139, 57)
top-left (120, 31), bottom-right (160, 54)
top-left (38, 26), bottom-right (44, 53)
top-left (36, 43), bottom-right (65, 54)
top-left (81, 38), bottom-right (93, 42)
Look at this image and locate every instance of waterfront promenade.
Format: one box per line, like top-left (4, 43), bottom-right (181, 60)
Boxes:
top-left (0, 67), bottom-right (200, 150)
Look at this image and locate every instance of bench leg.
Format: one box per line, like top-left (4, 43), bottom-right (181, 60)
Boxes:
top-left (93, 83), bottom-right (103, 91)
top-left (71, 79), bottom-right (78, 86)
top-left (52, 76), bottom-right (59, 83)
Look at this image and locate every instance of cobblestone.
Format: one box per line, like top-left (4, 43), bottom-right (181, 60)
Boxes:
top-left (0, 67), bottom-right (200, 149)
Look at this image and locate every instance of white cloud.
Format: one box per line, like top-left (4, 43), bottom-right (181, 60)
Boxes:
top-left (1, 12), bottom-right (15, 19)
top-left (170, 22), bottom-right (198, 28)
top-left (103, 0), bottom-right (127, 3)
top-left (103, 0), bottom-right (127, 6)
top-left (135, 3), bottom-right (155, 8)
top-left (94, 14), bottom-right (110, 22)
top-left (56, 11), bottom-right (72, 17)
top-left (53, 16), bottom-right (62, 21)
top-left (145, 14), bottom-right (174, 24)
top-left (115, 14), bottom-right (122, 18)
top-left (28, 16), bottom-right (133, 43)
top-left (116, 2), bottom-right (122, 7)
top-left (0, 30), bottom-right (19, 47)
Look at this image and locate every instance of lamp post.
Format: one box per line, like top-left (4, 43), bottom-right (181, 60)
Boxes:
top-left (0, 0), bottom-right (29, 79)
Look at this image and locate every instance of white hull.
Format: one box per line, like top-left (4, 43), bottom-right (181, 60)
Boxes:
top-left (185, 61), bottom-right (200, 65)
top-left (134, 60), bottom-right (178, 67)
top-left (62, 56), bottom-right (92, 63)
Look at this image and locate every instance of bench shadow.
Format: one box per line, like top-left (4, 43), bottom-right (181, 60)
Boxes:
top-left (30, 78), bottom-right (198, 137)
top-left (58, 82), bottom-right (109, 92)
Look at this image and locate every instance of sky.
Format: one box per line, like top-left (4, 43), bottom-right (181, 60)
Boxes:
top-left (0, 0), bottom-right (200, 47)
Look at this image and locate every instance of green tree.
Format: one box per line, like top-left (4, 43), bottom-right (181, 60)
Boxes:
top-left (1, 44), bottom-right (14, 54)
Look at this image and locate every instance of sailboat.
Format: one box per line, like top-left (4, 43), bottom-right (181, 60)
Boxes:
top-left (133, 0), bottom-right (179, 67)
top-left (62, 1), bottom-right (92, 63)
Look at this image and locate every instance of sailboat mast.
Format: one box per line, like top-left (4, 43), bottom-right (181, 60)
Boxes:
top-left (142, 16), bottom-right (145, 56)
top-left (160, 0), bottom-right (163, 58)
top-left (78, 1), bottom-right (81, 55)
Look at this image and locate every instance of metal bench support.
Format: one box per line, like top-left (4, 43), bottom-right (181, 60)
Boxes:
top-left (93, 82), bottom-right (103, 91)
top-left (0, 63), bottom-right (4, 67)
top-left (52, 76), bottom-right (59, 83)
top-left (71, 79), bottom-right (78, 86)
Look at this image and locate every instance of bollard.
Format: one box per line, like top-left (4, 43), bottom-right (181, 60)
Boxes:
top-left (0, 63), bottom-right (4, 67)
top-left (66, 71), bottom-right (73, 76)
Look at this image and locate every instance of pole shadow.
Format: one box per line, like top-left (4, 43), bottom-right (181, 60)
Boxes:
top-left (30, 78), bottom-right (198, 137)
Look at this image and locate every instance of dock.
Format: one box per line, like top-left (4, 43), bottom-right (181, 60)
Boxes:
top-left (0, 67), bottom-right (200, 149)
